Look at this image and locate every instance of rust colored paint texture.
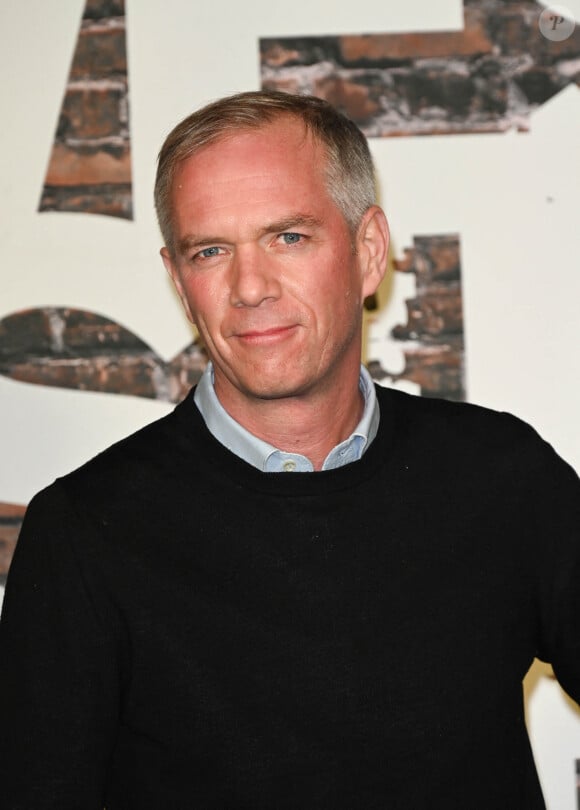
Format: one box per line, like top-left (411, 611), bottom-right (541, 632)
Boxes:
top-left (369, 235), bottom-right (464, 401)
top-left (259, 0), bottom-right (580, 401)
top-left (0, 503), bottom-right (25, 585)
top-left (38, 0), bottom-right (132, 219)
top-left (260, 0), bottom-right (580, 136)
top-left (0, 308), bottom-right (207, 403)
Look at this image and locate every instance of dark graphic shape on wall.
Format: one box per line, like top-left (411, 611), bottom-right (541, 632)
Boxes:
top-left (368, 235), bottom-right (465, 401)
top-left (38, 0), bottom-right (132, 219)
top-left (0, 308), bottom-right (207, 403)
top-left (0, 503), bottom-right (25, 586)
top-left (260, 0), bottom-right (580, 136)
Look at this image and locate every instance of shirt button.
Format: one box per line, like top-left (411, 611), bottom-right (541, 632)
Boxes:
top-left (283, 460), bottom-right (297, 472)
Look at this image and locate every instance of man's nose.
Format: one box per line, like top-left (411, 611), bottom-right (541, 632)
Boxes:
top-left (229, 246), bottom-right (281, 307)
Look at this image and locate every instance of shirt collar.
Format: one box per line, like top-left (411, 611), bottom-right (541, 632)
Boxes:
top-left (194, 362), bottom-right (379, 473)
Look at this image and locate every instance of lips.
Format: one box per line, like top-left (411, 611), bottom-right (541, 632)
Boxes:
top-left (233, 324), bottom-right (298, 344)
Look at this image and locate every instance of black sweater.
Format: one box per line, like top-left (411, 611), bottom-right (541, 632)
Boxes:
top-left (1, 386), bottom-right (579, 809)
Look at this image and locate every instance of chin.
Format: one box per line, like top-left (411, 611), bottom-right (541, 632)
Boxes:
top-left (239, 375), bottom-right (311, 402)
top-left (244, 384), bottom-right (304, 402)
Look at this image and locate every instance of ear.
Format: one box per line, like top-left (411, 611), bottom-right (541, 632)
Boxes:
top-left (161, 246), bottom-right (195, 323)
top-left (356, 206), bottom-right (390, 299)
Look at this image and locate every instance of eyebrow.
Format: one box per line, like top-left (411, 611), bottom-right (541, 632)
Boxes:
top-left (261, 214), bottom-right (324, 234)
top-left (177, 213), bottom-right (324, 257)
top-left (177, 235), bottom-right (226, 256)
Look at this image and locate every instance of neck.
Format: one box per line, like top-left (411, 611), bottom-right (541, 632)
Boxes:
top-left (215, 370), bottom-right (364, 471)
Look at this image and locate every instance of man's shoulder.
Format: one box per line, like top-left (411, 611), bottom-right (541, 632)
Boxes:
top-left (374, 384), bottom-right (572, 477)
top-left (41, 390), bottom-right (203, 508)
top-left (376, 382), bottom-right (531, 439)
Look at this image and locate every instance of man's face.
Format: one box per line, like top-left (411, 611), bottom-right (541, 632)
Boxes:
top-left (162, 118), bottom-right (386, 413)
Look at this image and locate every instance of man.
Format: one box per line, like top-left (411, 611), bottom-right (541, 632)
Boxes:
top-left (0, 90), bottom-right (579, 809)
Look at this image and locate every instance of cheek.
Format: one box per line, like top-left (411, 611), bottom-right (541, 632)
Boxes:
top-left (317, 261), bottom-right (361, 311)
top-left (182, 276), bottom-right (223, 318)
top-left (296, 271), bottom-right (351, 320)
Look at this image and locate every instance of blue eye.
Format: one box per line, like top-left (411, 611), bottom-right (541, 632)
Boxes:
top-left (281, 233), bottom-right (301, 244)
top-left (199, 246), bottom-right (221, 258)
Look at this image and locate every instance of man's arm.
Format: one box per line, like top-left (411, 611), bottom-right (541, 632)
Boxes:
top-left (0, 484), bottom-right (124, 809)
top-left (532, 441), bottom-right (580, 702)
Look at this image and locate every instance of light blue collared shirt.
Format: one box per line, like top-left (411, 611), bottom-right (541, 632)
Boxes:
top-left (194, 362), bottom-right (379, 472)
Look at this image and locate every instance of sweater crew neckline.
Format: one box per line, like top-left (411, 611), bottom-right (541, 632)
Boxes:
top-left (173, 384), bottom-right (402, 496)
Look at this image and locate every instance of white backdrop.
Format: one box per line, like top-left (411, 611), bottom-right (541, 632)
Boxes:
top-left (1, 1), bottom-right (579, 806)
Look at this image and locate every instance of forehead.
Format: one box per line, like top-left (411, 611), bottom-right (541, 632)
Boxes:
top-left (174, 118), bottom-right (327, 190)
top-left (169, 119), bottom-right (339, 234)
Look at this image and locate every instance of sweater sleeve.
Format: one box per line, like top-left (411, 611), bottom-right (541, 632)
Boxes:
top-left (532, 440), bottom-right (580, 704)
top-left (0, 483), bottom-right (124, 810)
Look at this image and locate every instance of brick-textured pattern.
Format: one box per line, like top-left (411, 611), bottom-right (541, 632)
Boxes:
top-left (261, 0), bottom-right (580, 136)
top-left (38, 0), bottom-right (132, 219)
top-left (0, 503), bottom-right (25, 585)
top-left (0, 308), bottom-right (207, 403)
top-left (369, 235), bottom-right (465, 401)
